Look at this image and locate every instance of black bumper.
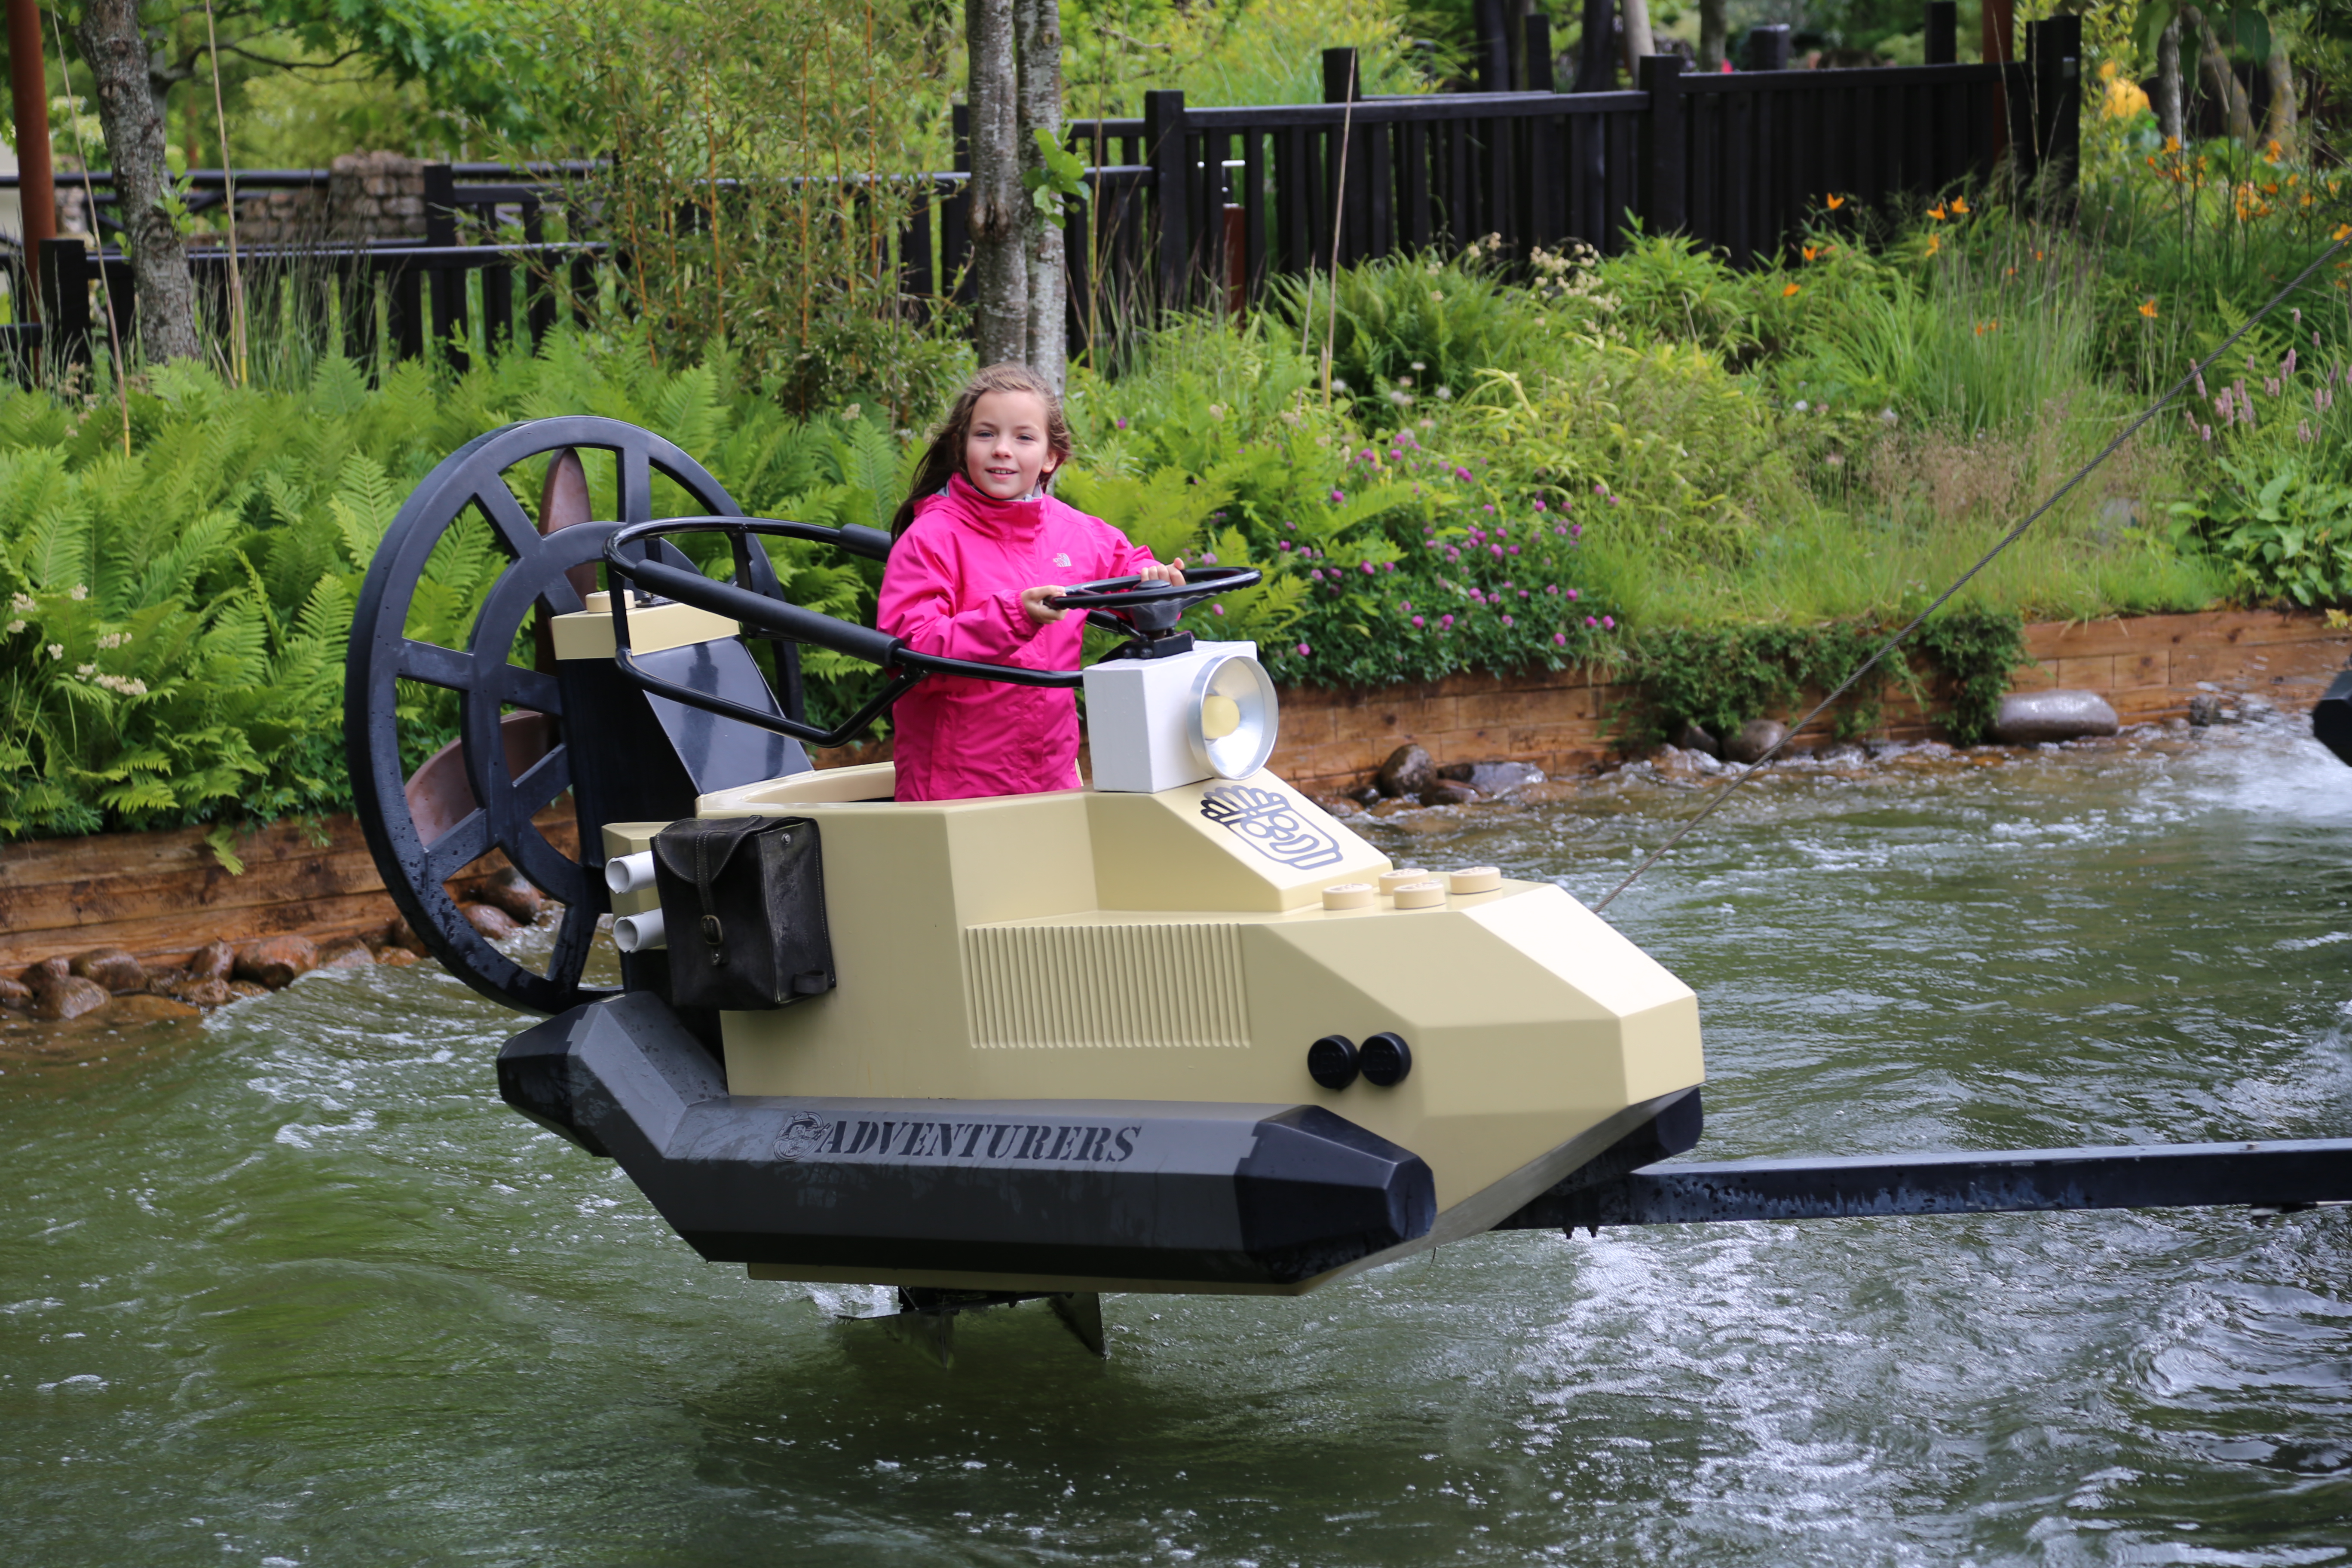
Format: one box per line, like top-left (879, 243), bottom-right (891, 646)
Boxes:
top-left (498, 993), bottom-right (1437, 1286)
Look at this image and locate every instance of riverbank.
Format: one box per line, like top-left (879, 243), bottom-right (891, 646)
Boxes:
top-left (3, 608), bottom-right (2345, 988)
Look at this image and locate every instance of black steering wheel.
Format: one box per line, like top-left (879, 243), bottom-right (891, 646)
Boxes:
top-left (1048, 566), bottom-right (1263, 636)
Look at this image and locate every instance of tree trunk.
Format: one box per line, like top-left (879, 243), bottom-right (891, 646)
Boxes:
top-left (1619, 0), bottom-right (1654, 80)
top-left (1697, 0), bottom-right (1727, 73)
top-left (2156, 16), bottom-right (2184, 146)
top-left (2263, 33), bottom-right (2297, 157)
top-left (1015, 0), bottom-right (1064, 389)
top-left (2183, 7), bottom-right (2256, 145)
top-left (75, 0), bottom-right (199, 363)
top-left (967, 0), bottom-right (1027, 367)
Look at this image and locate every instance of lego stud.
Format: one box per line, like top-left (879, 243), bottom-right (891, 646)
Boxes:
top-left (1321, 883), bottom-right (1374, 910)
top-left (1448, 866), bottom-right (1501, 894)
top-left (1307, 1034), bottom-right (1360, 1090)
top-left (1392, 879), bottom-right (1446, 910)
top-left (1360, 1032), bottom-right (1413, 1087)
top-left (1378, 867), bottom-right (1431, 897)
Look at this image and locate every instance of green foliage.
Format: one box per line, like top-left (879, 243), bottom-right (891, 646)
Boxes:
top-left (1620, 622), bottom-right (1896, 745)
top-left (1912, 607), bottom-right (2030, 746)
top-left (2169, 455), bottom-right (2352, 606)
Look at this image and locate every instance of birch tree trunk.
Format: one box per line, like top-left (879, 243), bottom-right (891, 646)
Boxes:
top-left (1014, 0), bottom-right (1065, 390)
top-left (75, 0), bottom-right (199, 363)
top-left (2263, 34), bottom-right (2297, 157)
top-left (1697, 0), bottom-right (1727, 73)
top-left (1619, 0), bottom-right (1654, 80)
top-left (2183, 7), bottom-right (2256, 145)
top-left (967, 0), bottom-right (1027, 367)
top-left (2156, 16), bottom-right (2184, 146)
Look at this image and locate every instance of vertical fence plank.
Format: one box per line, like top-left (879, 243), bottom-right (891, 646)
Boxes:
top-left (1925, 1), bottom-right (1957, 64)
top-left (1404, 119), bottom-right (1432, 251)
top-left (1243, 129), bottom-right (1268, 300)
top-left (1638, 56), bottom-right (1687, 236)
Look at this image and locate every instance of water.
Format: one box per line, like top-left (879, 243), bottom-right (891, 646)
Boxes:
top-left (6, 713), bottom-right (2351, 1565)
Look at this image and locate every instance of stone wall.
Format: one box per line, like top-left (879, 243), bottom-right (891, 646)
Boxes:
top-left (228, 152), bottom-right (427, 246)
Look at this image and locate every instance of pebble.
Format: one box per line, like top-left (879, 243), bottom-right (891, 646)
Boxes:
top-left (1375, 744), bottom-right (1436, 800)
top-left (1992, 689), bottom-right (2119, 744)
top-left (1724, 719), bottom-right (1788, 765)
top-left (235, 935), bottom-right (319, 989)
top-left (316, 937), bottom-right (376, 969)
top-left (462, 902), bottom-right (521, 940)
top-left (70, 946), bottom-right (147, 993)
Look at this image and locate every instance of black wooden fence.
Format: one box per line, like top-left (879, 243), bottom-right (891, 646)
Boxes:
top-left (1, 2), bottom-right (2078, 377)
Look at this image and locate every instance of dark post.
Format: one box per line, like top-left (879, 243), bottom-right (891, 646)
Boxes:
top-left (2027, 14), bottom-right (2080, 217)
top-left (7, 0), bottom-right (57, 285)
top-left (1142, 89), bottom-right (1189, 312)
top-left (1526, 15), bottom-right (1556, 92)
top-left (422, 163), bottom-right (457, 247)
top-left (1924, 1), bottom-right (1957, 65)
top-left (1572, 0), bottom-right (1617, 90)
top-left (1745, 24), bottom-right (1791, 71)
top-left (1323, 46), bottom-right (1360, 104)
top-left (36, 237), bottom-right (89, 364)
top-left (1475, 0), bottom-right (1508, 92)
top-left (1637, 54), bottom-right (1687, 234)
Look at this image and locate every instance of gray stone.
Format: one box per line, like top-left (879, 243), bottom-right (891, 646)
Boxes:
top-left (1674, 721), bottom-right (1721, 759)
top-left (2187, 692), bottom-right (2227, 727)
top-left (1467, 760), bottom-right (1545, 795)
top-left (1993, 689), bottom-right (2120, 744)
top-left (1723, 718), bottom-right (1788, 765)
top-left (1375, 744), bottom-right (1435, 799)
top-left (1347, 785), bottom-right (1382, 808)
top-left (1419, 780), bottom-right (1481, 807)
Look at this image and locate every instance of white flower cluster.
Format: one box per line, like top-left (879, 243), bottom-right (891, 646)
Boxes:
top-left (95, 631), bottom-right (131, 650)
top-left (68, 583), bottom-right (88, 601)
top-left (91, 673), bottom-right (148, 696)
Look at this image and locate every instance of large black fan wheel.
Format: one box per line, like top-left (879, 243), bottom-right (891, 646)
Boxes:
top-left (345, 416), bottom-right (765, 1015)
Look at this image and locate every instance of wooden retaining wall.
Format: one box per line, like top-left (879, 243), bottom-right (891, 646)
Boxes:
top-left (5, 609), bottom-right (2346, 970)
top-left (1267, 609), bottom-right (2352, 791)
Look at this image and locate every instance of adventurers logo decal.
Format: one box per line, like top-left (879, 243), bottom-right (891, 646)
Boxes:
top-left (774, 1112), bottom-right (1143, 1165)
top-left (1199, 783), bottom-right (1344, 870)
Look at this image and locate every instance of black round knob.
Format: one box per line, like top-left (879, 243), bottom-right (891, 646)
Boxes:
top-left (1360, 1032), bottom-right (1413, 1087)
top-left (1307, 1034), bottom-right (1360, 1090)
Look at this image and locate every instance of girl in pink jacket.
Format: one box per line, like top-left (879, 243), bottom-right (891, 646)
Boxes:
top-left (879, 364), bottom-right (1183, 802)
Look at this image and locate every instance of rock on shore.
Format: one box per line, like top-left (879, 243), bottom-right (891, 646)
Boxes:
top-left (1992, 690), bottom-right (2119, 744)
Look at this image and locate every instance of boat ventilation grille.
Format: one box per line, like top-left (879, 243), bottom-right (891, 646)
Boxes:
top-left (962, 922), bottom-right (1251, 1049)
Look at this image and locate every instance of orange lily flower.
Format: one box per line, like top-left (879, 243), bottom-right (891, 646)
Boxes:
top-left (1826, 193), bottom-right (1845, 210)
top-left (1782, 282), bottom-right (1802, 297)
top-left (2138, 299), bottom-right (2158, 318)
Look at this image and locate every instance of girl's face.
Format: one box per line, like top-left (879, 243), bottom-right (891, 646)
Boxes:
top-left (964, 389), bottom-right (1060, 501)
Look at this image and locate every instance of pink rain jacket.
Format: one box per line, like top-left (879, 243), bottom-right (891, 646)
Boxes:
top-left (879, 472), bottom-right (1160, 802)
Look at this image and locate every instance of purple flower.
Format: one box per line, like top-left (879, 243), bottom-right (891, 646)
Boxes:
top-left (1490, 545), bottom-right (1504, 558)
top-left (1556, 525), bottom-right (1568, 536)
top-left (1211, 604), bottom-right (1224, 616)
top-left (1602, 616), bottom-right (1616, 630)
top-left (1411, 615), bottom-right (1424, 628)
top-left (1566, 588), bottom-right (1579, 600)
top-left (1329, 490), bottom-right (1347, 503)
top-left (1308, 567), bottom-right (1323, 580)
top-left (1441, 614), bottom-right (1455, 628)
top-left (1382, 561), bottom-right (1396, 572)
top-left (1533, 499), bottom-right (1547, 512)
top-left (1519, 588), bottom-right (1530, 599)
top-left (1454, 467), bottom-right (1471, 481)
top-left (1585, 616), bottom-right (1597, 627)
top-left (1545, 584), bottom-right (1558, 595)
top-left (1501, 614), bottom-right (1514, 627)
top-left (1201, 551), bottom-right (1217, 564)
top-left (1115, 417), bottom-right (1129, 429)
top-left (1553, 631), bottom-right (1567, 646)
top-left (1296, 643), bottom-right (1312, 656)
top-left (1507, 545), bottom-right (1520, 555)
top-left (1483, 504), bottom-right (1495, 514)
top-left (1400, 600), bottom-right (1412, 612)
top-left (1279, 541), bottom-right (1292, 551)
top-left (1571, 523), bottom-right (1582, 538)
top-left (1360, 561), bottom-right (1375, 575)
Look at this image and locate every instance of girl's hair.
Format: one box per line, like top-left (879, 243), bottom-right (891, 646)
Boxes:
top-left (890, 362), bottom-right (1075, 538)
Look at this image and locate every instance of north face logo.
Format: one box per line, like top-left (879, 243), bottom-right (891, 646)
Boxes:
top-left (1052, 552), bottom-right (1072, 568)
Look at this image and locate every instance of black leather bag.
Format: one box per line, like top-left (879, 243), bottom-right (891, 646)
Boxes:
top-left (651, 815), bottom-right (836, 1011)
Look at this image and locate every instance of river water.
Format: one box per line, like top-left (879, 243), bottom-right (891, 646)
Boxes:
top-left (6, 709), bottom-right (2350, 1565)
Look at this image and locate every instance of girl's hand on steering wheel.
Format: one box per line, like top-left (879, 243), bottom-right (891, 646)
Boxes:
top-left (1020, 584), bottom-right (1072, 627)
top-left (1136, 557), bottom-right (1187, 588)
